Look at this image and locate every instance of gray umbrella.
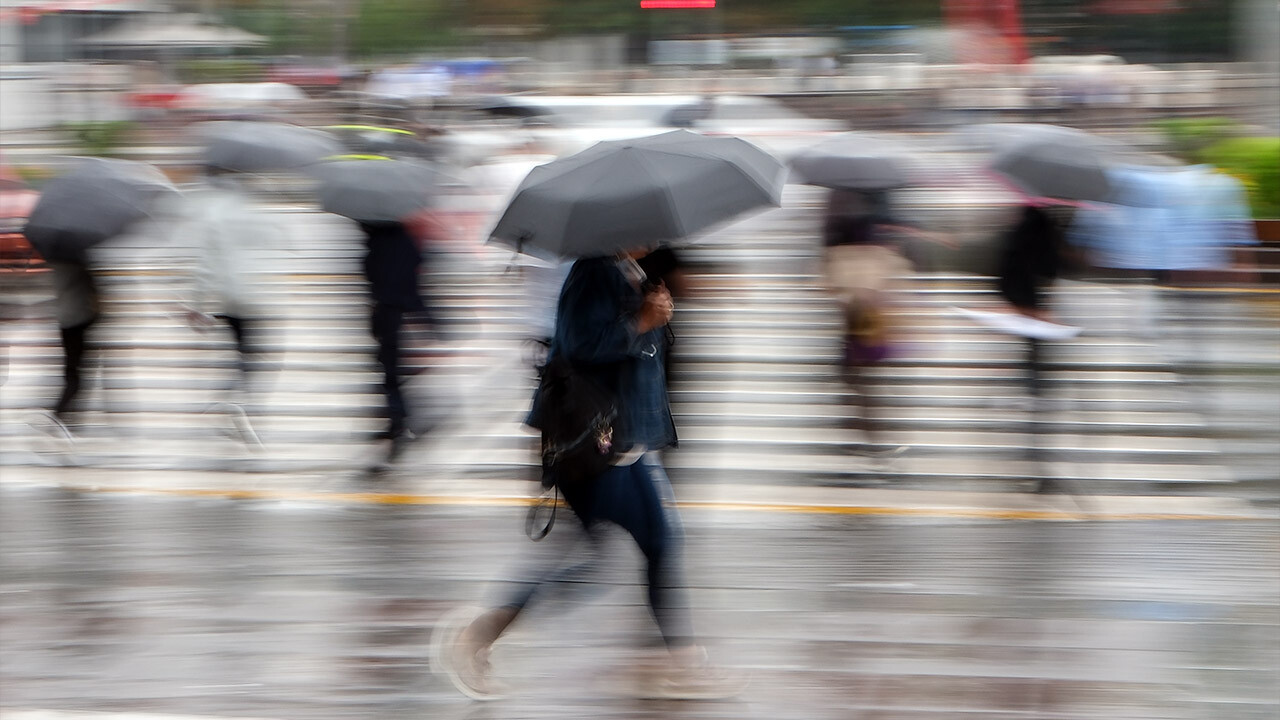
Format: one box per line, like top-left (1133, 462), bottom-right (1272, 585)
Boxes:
top-left (306, 159), bottom-right (448, 223)
top-left (788, 133), bottom-right (920, 191)
top-left (989, 137), bottom-right (1112, 203)
top-left (23, 158), bottom-right (176, 263)
top-left (488, 130), bottom-right (784, 261)
top-left (199, 122), bottom-right (345, 173)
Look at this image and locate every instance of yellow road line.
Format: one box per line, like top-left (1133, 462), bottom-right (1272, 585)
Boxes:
top-left (59, 485), bottom-right (1265, 522)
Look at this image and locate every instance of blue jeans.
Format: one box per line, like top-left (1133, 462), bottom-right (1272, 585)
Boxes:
top-left (504, 454), bottom-right (693, 649)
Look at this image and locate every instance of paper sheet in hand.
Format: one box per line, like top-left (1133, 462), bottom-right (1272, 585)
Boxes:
top-left (953, 307), bottom-right (1082, 340)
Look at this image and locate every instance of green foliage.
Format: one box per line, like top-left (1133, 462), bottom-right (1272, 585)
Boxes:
top-left (350, 0), bottom-right (458, 57)
top-left (64, 121), bottom-right (137, 157)
top-left (1198, 138), bottom-right (1280, 219)
top-left (1156, 117), bottom-right (1240, 161)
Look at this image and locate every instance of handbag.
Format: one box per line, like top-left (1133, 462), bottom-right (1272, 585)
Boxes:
top-left (528, 353), bottom-right (620, 490)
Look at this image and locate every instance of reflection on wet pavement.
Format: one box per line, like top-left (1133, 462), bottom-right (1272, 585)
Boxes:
top-left (1, 487), bottom-right (1277, 719)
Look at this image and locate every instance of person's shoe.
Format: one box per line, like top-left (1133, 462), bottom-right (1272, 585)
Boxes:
top-left (386, 429), bottom-right (417, 463)
top-left (227, 403), bottom-right (262, 448)
top-left (29, 410), bottom-right (77, 449)
top-left (639, 646), bottom-right (748, 701)
top-left (431, 606), bottom-right (514, 701)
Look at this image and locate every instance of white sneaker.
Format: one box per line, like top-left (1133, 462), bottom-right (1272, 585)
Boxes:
top-left (431, 606), bottom-right (511, 701)
top-left (639, 646), bottom-right (748, 701)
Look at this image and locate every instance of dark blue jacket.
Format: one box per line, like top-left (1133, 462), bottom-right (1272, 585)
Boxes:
top-left (533, 256), bottom-right (677, 451)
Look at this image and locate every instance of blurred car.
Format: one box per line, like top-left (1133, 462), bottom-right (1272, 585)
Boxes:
top-left (267, 62), bottom-right (357, 91)
top-left (127, 84), bottom-right (186, 113)
top-left (175, 83), bottom-right (310, 122)
top-left (0, 165), bottom-right (41, 273)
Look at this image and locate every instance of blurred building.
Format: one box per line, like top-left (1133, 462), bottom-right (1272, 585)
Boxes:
top-left (0, 0), bottom-right (161, 63)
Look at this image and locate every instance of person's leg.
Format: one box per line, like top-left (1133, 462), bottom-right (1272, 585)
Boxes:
top-left (55, 317), bottom-right (94, 418)
top-left (592, 457), bottom-right (694, 650)
top-left (439, 480), bottom-right (606, 698)
top-left (371, 303), bottom-right (407, 438)
top-left (217, 315), bottom-right (251, 388)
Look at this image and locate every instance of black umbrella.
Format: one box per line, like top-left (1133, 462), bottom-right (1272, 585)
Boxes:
top-left (23, 158), bottom-right (176, 263)
top-left (789, 132), bottom-right (921, 191)
top-left (198, 122), bottom-right (345, 173)
top-left (475, 97), bottom-right (553, 119)
top-left (326, 125), bottom-right (435, 160)
top-left (488, 130), bottom-right (784, 261)
top-left (663, 98), bottom-right (715, 129)
top-left (989, 137), bottom-right (1112, 203)
top-left (307, 158), bottom-right (449, 223)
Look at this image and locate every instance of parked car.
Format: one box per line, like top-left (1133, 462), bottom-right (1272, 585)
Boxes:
top-left (0, 165), bottom-right (41, 273)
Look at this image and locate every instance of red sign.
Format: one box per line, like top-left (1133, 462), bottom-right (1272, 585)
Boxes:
top-left (641, 0), bottom-right (715, 8)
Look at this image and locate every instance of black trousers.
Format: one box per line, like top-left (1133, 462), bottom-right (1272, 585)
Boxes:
top-left (215, 314), bottom-right (252, 381)
top-left (371, 303), bottom-right (407, 437)
top-left (56, 316), bottom-right (97, 417)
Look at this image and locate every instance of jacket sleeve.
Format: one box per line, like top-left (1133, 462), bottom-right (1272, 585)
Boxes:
top-left (557, 261), bottom-right (655, 366)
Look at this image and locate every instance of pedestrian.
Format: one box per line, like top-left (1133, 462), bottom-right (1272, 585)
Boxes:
top-left (820, 188), bottom-right (931, 458)
top-left (49, 256), bottom-right (99, 426)
top-left (184, 168), bottom-right (280, 396)
top-left (995, 202), bottom-right (1076, 400)
top-left (359, 219), bottom-right (425, 463)
top-left (434, 249), bottom-right (742, 701)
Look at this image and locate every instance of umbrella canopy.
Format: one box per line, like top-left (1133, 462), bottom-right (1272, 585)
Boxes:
top-left (23, 158), bottom-right (176, 263)
top-left (989, 136), bottom-right (1112, 203)
top-left (955, 123), bottom-right (1179, 167)
top-left (953, 123), bottom-right (1100, 153)
top-left (488, 130), bottom-right (784, 261)
top-left (198, 122), bottom-right (344, 173)
top-left (475, 97), bottom-right (553, 119)
top-left (788, 132), bottom-right (921, 191)
top-left (306, 158), bottom-right (446, 223)
top-left (325, 125), bottom-right (434, 161)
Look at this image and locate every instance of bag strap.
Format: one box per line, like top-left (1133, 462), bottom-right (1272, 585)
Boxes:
top-left (525, 485), bottom-right (558, 541)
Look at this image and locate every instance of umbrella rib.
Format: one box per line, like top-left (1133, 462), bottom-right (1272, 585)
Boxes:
top-left (631, 148), bottom-right (687, 240)
top-left (640, 144), bottom-right (781, 207)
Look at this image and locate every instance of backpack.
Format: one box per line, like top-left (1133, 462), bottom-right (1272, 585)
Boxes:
top-left (528, 353), bottom-right (620, 490)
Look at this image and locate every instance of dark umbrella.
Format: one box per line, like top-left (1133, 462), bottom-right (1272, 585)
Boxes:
top-left (475, 97), bottom-right (553, 119)
top-left (989, 137), bottom-right (1112, 203)
top-left (325, 125), bottom-right (435, 160)
top-left (307, 158), bottom-right (449, 223)
top-left (788, 132), bottom-right (920, 191)
top-left (23, 158), bottom-right (176, 263)
top-left (488, 129), bottom-right (784, 261)
top-left (957, 123), bottom-right (1178, 169)
top-left (198, 121), bottom-right (344, 173)
top-left (952, 123), bottom-right (1097, 153)
top-left (663, 97), bottom-right (715, 129)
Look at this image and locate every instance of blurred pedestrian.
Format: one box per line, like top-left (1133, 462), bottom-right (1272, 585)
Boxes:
top-left (995, 202), bottom-right (1077, 404)
top-left (184, 168), bottom-right (281, 393)
top-left (821, 189), bottom-right (934, 458)
top-left (49, 257), bottom-right (99, 425)
top-left (434, 250), bottom-right (743, 701)
top-left (996, 204), bottom-right (1072, 323)
top-left (359, 219), bottom-right (425, 463)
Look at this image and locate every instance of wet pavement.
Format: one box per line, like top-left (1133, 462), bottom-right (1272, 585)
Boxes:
top-left (1, 485), bottom-right (1277, 719)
